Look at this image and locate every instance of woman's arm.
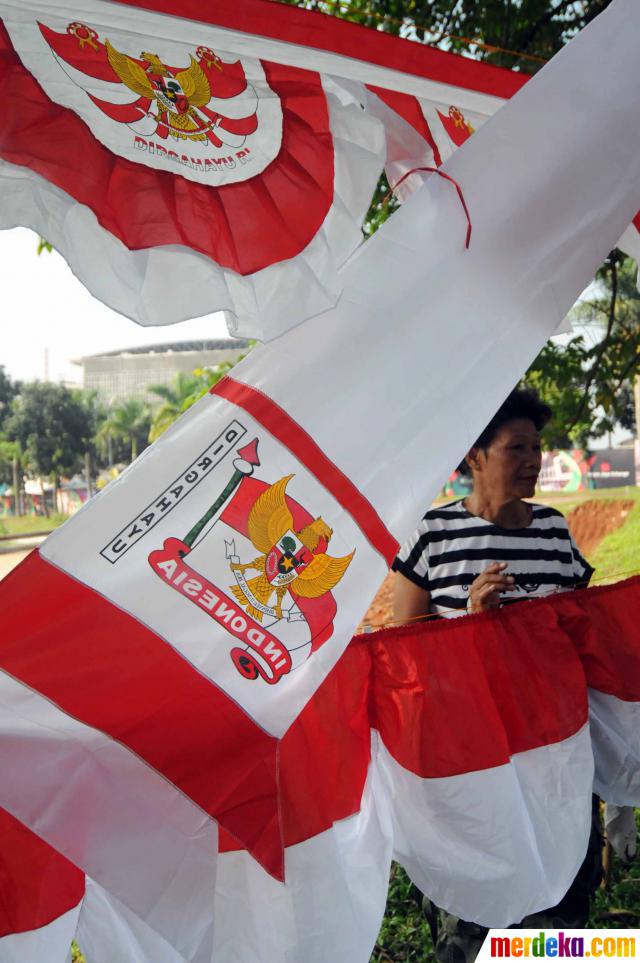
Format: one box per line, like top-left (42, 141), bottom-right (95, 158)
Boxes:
top-left (392, 571), bottom-right (431, 623)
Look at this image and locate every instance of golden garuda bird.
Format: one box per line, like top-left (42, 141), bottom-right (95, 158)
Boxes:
top-left (229, 475), bottom-right (354, 623)
top-left (105, 40), bottom-right (212, 141)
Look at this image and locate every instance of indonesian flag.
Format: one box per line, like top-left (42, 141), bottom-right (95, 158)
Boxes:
top-left (0, 0), bottom-right (524, 339)
top-left (3, 0), bottom-right (640, 958)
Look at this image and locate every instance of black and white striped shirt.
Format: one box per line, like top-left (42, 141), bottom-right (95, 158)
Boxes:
top-left (392, 500), bottom-right (593, 618)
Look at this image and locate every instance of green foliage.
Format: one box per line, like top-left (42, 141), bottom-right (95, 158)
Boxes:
top-left (372, 865), bottom-right (433, 962)
top-left (5, 382), bottom-right (95, 479)
top-left (525, 337), bottom-right (594, 447)
top-left (0, 513), bottom-right (65, 537)
top-left (148, 354), bottom-right (251, 441)
top-left (0, 365), bottom-right (20, 430)
top-left (37, 237), bottom-right (53, 255)
top-left (363, 173), bottom-right (399, 238)
top-left (71, 940), bottom-right (86, 963)
top-left (96, 397), bottom-right (152, 463)
top-left (572, 256), bottom-right (640, 434)
top-left (148, 369), bottom-right (214, 442)
top-left (281, 0), bottom-right (611, 70)
top-left (0, 434), bottom-right (20, 486)
top-left (525, 254), bottom-right (640, 446)
top-left (589, 490), bottom-right (640, 584)
top-left (590, 815), bottom-right (640, 927)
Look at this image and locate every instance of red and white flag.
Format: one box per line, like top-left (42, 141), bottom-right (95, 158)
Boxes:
top-left (0, 0), bottom-right (523, 338)
top-left (0, 808), bottom-right (84, 963)
top-left (3, 0), bottom-right (640, 958)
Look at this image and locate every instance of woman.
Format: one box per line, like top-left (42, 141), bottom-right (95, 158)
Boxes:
top-left (392, 387), bottom-right (600, 963)
top-left (393, 387), bottom-right (592, 622)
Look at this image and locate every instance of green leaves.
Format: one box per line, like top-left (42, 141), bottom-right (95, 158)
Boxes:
top-left (5, 382), bottom-right (96, 479)
top-left (148, 353), bottom-right (252, 442)
top-left (526, 255), bottom-right (640, 448)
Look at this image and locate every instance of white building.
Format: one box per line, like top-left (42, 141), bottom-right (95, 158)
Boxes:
top-left (74, 338), bottom-right (250, 404)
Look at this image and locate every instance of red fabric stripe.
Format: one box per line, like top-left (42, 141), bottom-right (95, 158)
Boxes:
top-left (109, 0), bottom-right (528, 99)
top-left (367, 85), bottom-right (443, 166)
top-left (370, 596), bottom-right (589, 778)
top-left (0, 807), bottom-right (84, 937)
top-left (220, 636), bottom-right (372, 852)
top-left (0, 26), bottom-right (333, 276)
top-left (212, 377), bottom-right (399, 564)
top-left (554, 575), bottom-right (640, 702)
top-left (0, 552), bottom-right (284, 880)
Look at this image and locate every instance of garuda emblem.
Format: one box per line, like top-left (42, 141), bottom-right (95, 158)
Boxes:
top-left (148, 440), bottom-right (355, 686)
top-left (228, 475), bottom-right (354, 623)
top-left (105, 43), bottom-right (217, 143)
top-left (39, 22), bottom-right (260, 148)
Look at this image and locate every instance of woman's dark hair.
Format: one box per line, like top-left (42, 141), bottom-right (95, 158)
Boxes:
top-left (458, 387), bottom-right (551, 475)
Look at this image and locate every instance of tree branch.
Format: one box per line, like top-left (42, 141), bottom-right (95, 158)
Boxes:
top-left (433, 0), bottom-right (461, 42)
top-left (567, 258), bottom-right (618, 433)
top-left (517, 0), bottom-right (584, 52)
top-left (611, 339), bottom-right (640, 398)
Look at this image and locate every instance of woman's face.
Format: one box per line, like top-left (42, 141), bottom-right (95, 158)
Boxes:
top-left (471, 418), bottom-right (542, 500)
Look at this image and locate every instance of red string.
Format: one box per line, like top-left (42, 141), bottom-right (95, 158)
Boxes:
top-left (386, 166), bottom-right (472, 249)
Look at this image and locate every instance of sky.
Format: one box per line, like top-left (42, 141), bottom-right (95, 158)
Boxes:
top-left (0, 226), bottom-right (230, 385)
top-left (0, 225), bottom-right (625, 448)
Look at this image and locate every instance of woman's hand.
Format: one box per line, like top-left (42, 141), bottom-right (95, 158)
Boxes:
top-left (467, 562), bottom-right (515, 614)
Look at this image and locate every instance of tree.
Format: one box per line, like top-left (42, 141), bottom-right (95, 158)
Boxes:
top-left (147, 371), bottom-right (210, 442)
top-left (0, 366), bottom-right (20, 430)
top-left (96, 398), bottom-right (151, 463)
top-left (148, 357), bottom-right (250, 442)
top-left (5, 383), bottom-right (96, 513)
top-left (284, 1), bottom-right (612, 70)
top-left (0, 435), bottom-right (20, 487)
top-left (524, 254), bottom-right (640, 447)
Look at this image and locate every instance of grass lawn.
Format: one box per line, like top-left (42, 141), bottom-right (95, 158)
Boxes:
top-left (0, 513), bottom-right (66, 537)
top-left (540, 486), bottom-right (640, 584)
top-left (588, 491), bottom-right (640, 583)
top-left (541, 484), bottom-right (640, 518)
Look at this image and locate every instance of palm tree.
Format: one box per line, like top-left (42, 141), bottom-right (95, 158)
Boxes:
top-left (96, 399), bottom-right (151, 463)
top-left (147, 372), bottom-right (204, 442)
top-left (148, 361), bottom-right (242, 442)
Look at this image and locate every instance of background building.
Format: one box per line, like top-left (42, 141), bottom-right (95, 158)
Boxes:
top-left (74, 339), bottom-right (251, 404)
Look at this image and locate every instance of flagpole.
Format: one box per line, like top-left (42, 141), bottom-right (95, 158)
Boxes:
top-left (182, 469), bottom-right (244, 549)
top-left (181, 438), bottom-right (260, 550)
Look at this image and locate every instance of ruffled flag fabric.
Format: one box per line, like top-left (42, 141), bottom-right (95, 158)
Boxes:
top-left (0, 0), bottom-right (524, 338)
top-left (0, 808), bottom-right (84, 963)
top-left (3, 0), bottom-right (640, 958)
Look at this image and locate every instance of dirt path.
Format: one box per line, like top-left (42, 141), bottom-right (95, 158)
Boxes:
top-left (0, 548), bottom-right (32, 580)
top-left (360, 498), bottom-right (634, 631)
top-left (566, 500), bottom-right (634, 557)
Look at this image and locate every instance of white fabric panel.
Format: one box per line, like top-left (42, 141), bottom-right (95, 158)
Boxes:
top-left (0, 902), bottom-right (81, 963)
top-left (76, 878), bottom-right (186, 963)
top-left (212, 767), bottom-right (392, 963)
top-left (0, 671), bottom-right (217, 961)
top-left (589, 689), bottom-right (640, 806)
top-left (0, 76), bottom-right (384, 338)
top-left (231, 0), bottom-right (640, 546)
top-left (373, 727), bottom-right (594, 928)
top-left (39, 395), bottom-right (385, 737)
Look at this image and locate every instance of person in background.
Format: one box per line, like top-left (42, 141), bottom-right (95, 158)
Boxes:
top-left (392, 386), bottom-right (602, 963)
